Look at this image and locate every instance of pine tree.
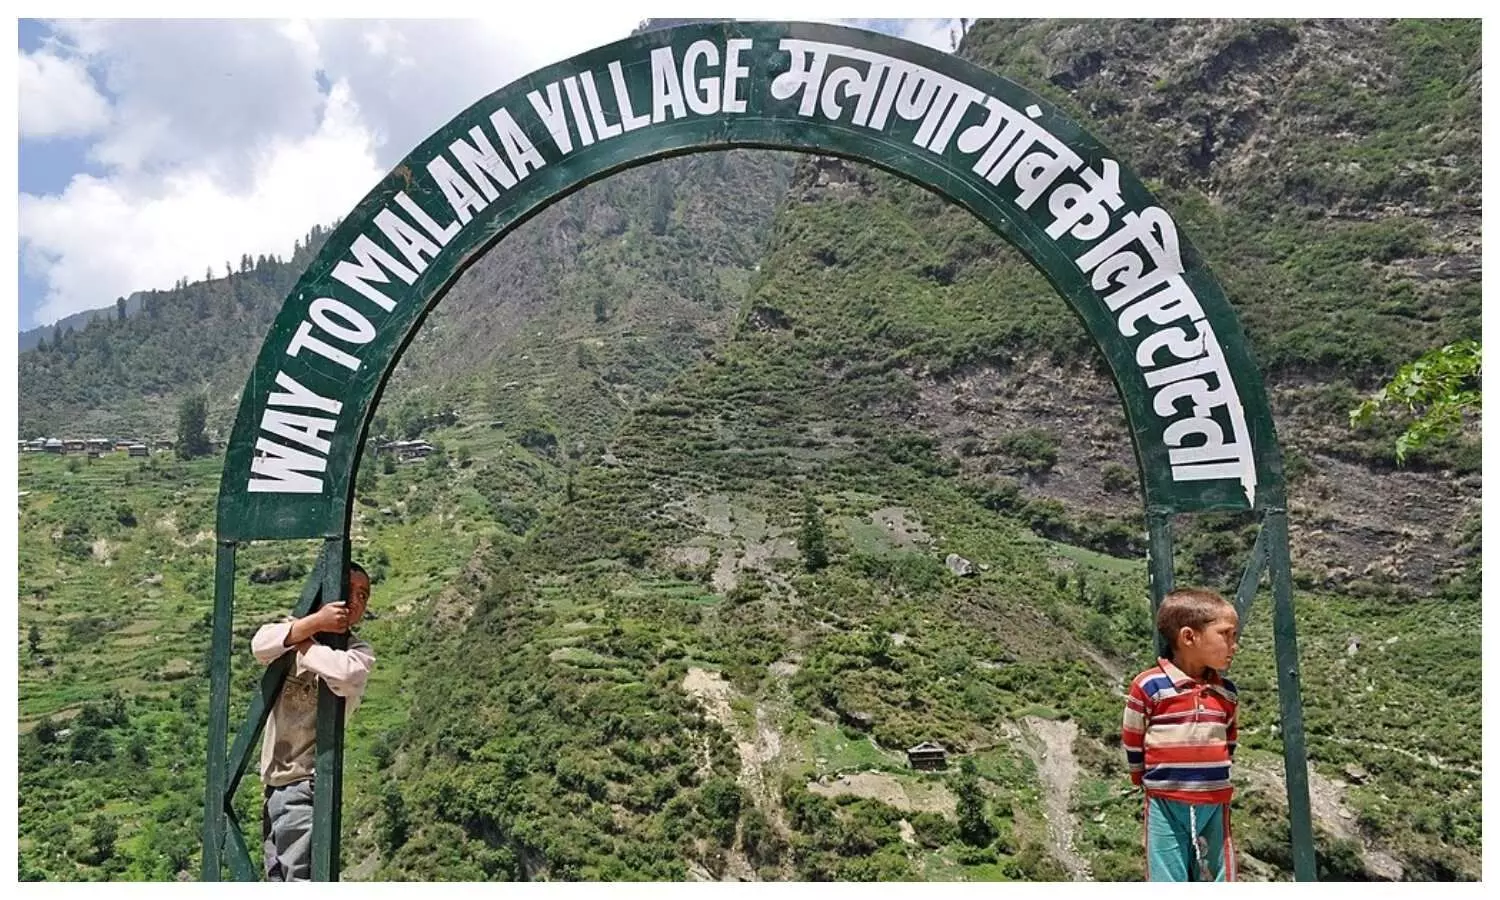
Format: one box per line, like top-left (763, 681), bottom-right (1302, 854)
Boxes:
top-left (380, 784), bottom-right (410, 854)
top-left (954, 758), bottom-right (994, 845)
top-left (649, 170), bottom-right (674, 235)
top-left (176, 394), bottom-right (212, 459)
top-left (799, 493), bottom-right (828, 572)
top-left (86, 817), bottom-right (117, 865)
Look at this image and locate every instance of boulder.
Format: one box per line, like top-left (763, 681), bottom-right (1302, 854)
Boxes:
top-left (945, 553), bottom-right (977, 577)
top-left (249, 564), bottom-right (296, 584)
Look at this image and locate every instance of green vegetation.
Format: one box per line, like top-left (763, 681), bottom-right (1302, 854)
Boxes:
top-left (19, 230), bottom-right (331, 440)
top-left (799, 494), bottom-right (829, 572)
top-left (16, 18), bottom-right (1479, 884)
top-left (1351, 340), bottom-right (1481, 463)
top-left (175, 393), bottom-right (212, 459)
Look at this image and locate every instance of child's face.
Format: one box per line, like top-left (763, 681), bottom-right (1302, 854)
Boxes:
top-left (346, 572), bottom-right (371, 626)
top-left (1181, 610), bottom-right (1239, 673)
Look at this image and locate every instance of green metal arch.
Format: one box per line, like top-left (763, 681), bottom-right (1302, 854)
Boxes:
top-left (207, 20), bottom-right (1315, 881)
top-left (216, 20), bottom-right (1285, 541)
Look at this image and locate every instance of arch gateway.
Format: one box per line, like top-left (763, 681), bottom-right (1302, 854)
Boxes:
top-left (204, 21), bottom-right (1316, 881)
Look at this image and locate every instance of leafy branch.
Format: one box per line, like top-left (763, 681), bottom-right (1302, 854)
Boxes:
top-left (1350, 340), bottom-right (1481, 463)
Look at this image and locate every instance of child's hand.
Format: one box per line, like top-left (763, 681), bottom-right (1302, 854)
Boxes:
top-left (314, 602), bottom-right (351, 634)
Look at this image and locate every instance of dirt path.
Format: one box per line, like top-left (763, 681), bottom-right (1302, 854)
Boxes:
top-left (1240, 757), bottom-right (1405, 880)
top-left (681, 667), bottom-right (793, 880)
top-left (1077, 645), bottom-right (1124, 688)
top-left (1015, 717), bottom-right (1092, 881)
top-left (1320, 735), bottom-right (1480, 777)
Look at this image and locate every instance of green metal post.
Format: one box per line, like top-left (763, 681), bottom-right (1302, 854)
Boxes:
top-left (311, 537), bottom-right (349, 881)
top-left (224, 810), bottom-right (259, 882)
top-left (1146, 510), bottom-right (1174, 660)
top-left (201, 540), bottom-right (236, 881)
top-left (1264, 509), bottom-right (1317, 880)
top-left (1234, 524), bottom-right (1269, 631)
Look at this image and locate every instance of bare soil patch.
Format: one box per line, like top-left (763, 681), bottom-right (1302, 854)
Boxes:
top-left (681, 667), bottom-right (792, 880)
top-left (1016, 716), bottom-right (1091, 881)
top-left (1239, 757), bottom-right (1404, 880)
top-left (806, 771), bottom-right (957, 816)
top-left (869, 506), bottom-right (932, 549)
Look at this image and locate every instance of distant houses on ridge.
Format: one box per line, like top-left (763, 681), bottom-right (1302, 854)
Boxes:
top-left (19, 435), bottom-right (204, 457)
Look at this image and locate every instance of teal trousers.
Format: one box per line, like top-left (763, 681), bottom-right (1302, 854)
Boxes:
top-left (1145, 795), bottom-right (1236, 881)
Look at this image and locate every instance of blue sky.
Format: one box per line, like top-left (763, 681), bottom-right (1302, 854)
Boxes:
top-left (16, 16), bottom-right (959, 332)
top-left (17, 18), bottom-right (109, 326)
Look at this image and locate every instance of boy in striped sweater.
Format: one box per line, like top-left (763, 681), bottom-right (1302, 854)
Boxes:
top-left (1122, 588), bottom-right (1240, 881)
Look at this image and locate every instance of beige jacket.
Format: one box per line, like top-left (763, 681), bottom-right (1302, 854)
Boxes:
top-left (251, 620), bottom-right (375, 788)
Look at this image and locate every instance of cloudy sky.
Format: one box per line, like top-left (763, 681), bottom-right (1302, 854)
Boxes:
top-left (15, 16), bottom-right (962, 332)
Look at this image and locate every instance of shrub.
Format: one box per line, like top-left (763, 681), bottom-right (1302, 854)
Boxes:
top-left (998, 428), bottom-right (1060, 474)
top-left (60, 519), bottom-right (92, 559)
top-left (1101, 462), bottom-right (1135, 494)
top-left (114, 502), bottom-right (137, 527)
top-left (910, 810), bottom-right (956, 848)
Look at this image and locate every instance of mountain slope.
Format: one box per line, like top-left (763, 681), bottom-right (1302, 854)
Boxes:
top-left (17, 151), bottom-right (795, 443)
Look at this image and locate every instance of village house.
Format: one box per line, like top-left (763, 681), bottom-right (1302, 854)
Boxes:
top-left (905, 741), bottom-right (948, 771)
top-left (377, 439), bottom-right (436, 462)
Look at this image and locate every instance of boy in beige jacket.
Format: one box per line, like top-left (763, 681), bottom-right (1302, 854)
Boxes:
top-left (251, 562), bottom-right (375, 882)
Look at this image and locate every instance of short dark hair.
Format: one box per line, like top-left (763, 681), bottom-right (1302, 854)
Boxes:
top-left (1156, 588), bottom-right (1234, 652)
top-left (348, 561), bottom-right (368, 578)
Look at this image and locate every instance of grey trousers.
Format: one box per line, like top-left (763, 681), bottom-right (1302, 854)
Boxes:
top-left (263, 780), bottom-right (315, 882)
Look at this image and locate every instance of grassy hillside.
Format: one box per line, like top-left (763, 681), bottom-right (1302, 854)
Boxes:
top-left (18, 383), bottom-right (1479, 880)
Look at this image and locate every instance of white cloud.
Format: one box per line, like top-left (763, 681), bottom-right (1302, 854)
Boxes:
top-left (18, 16), bottom-right (958, 329)
top-left (896, 18), bottom-right (964, 52)
top-left (304, 17), bottom-right (650, 166)
top-left (50, 19), bottom-right (325, 183)
top-left (18, 17), bottom-right (655, 328)
top-left (17, 50), bottom-right (110, 140)
top-left (20, 82), bottom-right (383, 328)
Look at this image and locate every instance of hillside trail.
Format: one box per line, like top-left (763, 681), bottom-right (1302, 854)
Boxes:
top-left (1078, 645), bottom-right (1125, 688)
top-left (1318, 734), bottom-right (1480, 777)
top-left (1014, 717), bottom-right (1092, 881)
top-left (681, 667), bottom-right (793, 881)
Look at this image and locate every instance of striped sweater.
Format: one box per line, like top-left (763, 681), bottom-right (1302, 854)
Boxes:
top-left (1121, 658), bottom-right (1238, 804)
